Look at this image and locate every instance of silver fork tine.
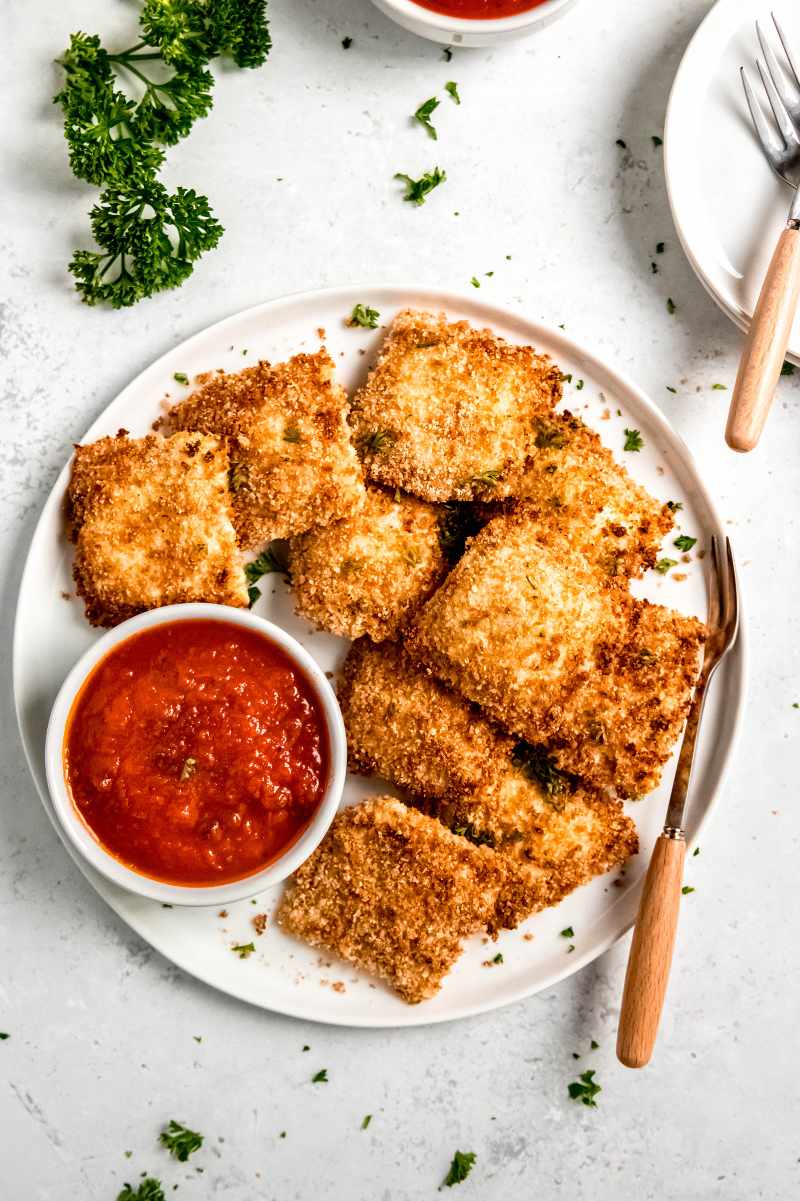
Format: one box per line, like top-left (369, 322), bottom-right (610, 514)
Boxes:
top-left (757, 19), bottom-right (799, 128)
top-left (756, 54), bottom-right (798, 148)
top-left (741, 67), bottom-right (783, 161)
top-left (772, 12), bottom-right (800, 92)
top-left (723, 537), bottom-right (740, 641)
top-left (707, 537), bottom-right (722, 633)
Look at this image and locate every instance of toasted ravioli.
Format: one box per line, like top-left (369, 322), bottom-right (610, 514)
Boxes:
top-left (167, 349), bottom-right (363, 548)
top-left (339, 640), bottom-right (638, 924)
top-left (350, 309), bottom-right (562, 502)
top-left (277, 796), bottom-right (509, 1003)
top-left (288, 486), bottom-right (449, 641)
top-left (406, 508), bottom-right (705, 799)
top-left (67, 431), bottom-right (248, 628)
top-left (483, 411), bottom-right (674, 580)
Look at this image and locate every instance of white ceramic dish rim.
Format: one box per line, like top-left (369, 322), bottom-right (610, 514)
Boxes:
top-left (663, 0), bottom-right (800, 366)
top-left (370, 0), bottom-right (573, 34)
top-left (13, 283), bottom-right (747, 1027)
top-left (43, 603), bottom-right (347, 907)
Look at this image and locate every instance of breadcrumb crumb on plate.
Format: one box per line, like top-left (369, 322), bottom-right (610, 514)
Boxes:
top-left (407, 506), bottom-right (706, 799)
top-left (350, 310), bottom-right (562, 502)
top-left (277, 796), bottom-right (510, 1003)
top-left (67, 431), bottom-right (248, 628)
top-left (166, 349), bottom-right (364, 548)
top-left (338, 640), bottom-right (638, 928)
top-left (288, 486), bottom-right (449, 641)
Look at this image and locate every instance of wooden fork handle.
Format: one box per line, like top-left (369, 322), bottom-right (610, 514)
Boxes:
top-left (616, 833), bottom-right (686, 1069)
top-left (726, 223), bottom-right (800, 453)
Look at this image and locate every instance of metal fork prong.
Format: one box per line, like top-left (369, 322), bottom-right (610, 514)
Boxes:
top-left (707, 536), bottom-right (722, 633)
top-left (772, 12), bottom-right (800, 93)
top-left (723, 537), bottom-right (740, 642)
top-left (741, 67), bottom-right (784, 162)
top-left (756, 23), bottom-right (800, 144)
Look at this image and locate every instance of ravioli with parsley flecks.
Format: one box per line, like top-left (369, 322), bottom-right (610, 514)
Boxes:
top-left (166, 348), bottom-right (364, 548)
top-left (350, 309), bottom-right (562, 502)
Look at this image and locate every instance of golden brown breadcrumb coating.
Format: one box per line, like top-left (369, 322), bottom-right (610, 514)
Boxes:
top-left (277, 796), bottom-right (510, 1003)
top-left (406, 507), bottom-right (705, 799)
top-left (479, 411), bottom-right (674, 580)
top-left (166, 349), bottom-right (364, 548)
top-left (67, 431), bottom-right (248, 628)
top-left (288, 486), bottom-right (449, 641)
top-left (338, 640), bottom-right (638, 925)
top-left (350, 310), bottom-right (562, 502)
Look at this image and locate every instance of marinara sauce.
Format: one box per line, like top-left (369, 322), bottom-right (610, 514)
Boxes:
top-left (64, 620), bottom-right (329, 886)
top-left (412, 0), bottom-right (548, 18)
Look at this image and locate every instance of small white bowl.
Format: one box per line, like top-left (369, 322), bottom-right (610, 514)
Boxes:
top-left (368, 0), bottom-right (578, 47)
top-left (45, 604), bottom-right (347, 907)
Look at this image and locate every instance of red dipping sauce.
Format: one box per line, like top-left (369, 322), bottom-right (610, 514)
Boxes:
top-left (411, 0), bottom-right (549, 18)
top-left (64, 620), bottom-right (329, 886)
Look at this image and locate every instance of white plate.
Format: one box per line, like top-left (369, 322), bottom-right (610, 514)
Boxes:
top-left (665, 0), bottom-right (800, 363)
top-left (13, 285), bottom-right (746, 1028)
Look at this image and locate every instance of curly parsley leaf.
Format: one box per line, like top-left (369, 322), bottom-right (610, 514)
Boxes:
top-left (512, 742), bottom-right (573, 798)
top-left (654, 557), bottom-right (677, 575)
top-left (141, 0), bottom-right (271, 69)
top-left (69, 177), bottom-right (223, 308)
top-left (232, 942), bottom-right (255, 958)
top-left (414, 96), bottom-right (440, 139)
top-left (159, 1119), bottom-right (204, 1162)
top-left (311, 1068), bottom-right (328, 1083)
top-left (673, 534), bottom-right (697, 552)
top-left (444, 80), bottom-right (460, 104)
top-left (395, 167), bottom-right (446, 205)
top-left (349, 303), bottom-right (380, 328)
top-left (442, 1150), bottom-right (476, 1188)
top-left (623, 428), bottom-right (644, 452)
top-left (117, 1180), bottom-right (166, 1201)
top-left (568, 1069), bottom-right (601, 1107)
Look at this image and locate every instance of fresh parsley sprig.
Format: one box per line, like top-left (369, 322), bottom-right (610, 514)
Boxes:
top-left (55, 2), bottom-right (270, 307)
top-left (395, 167), bottom-right (446, 205)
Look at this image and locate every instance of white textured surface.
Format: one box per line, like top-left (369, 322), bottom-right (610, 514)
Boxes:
top-left (1, 0), bottom-right (797, 1197)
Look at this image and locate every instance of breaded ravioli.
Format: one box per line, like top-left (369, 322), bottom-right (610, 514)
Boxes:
top-left (338, 640), bottom-right (638, 925)
top-left (68, 431), bottom-right (248, 628)
top-left (288, 486), bottom-right (449, 641)
top-left (350, 309), bottom-right (562, 502)
top-left (277, 796), bottom-right (510, 1003)
top-left (482, 411), bottom-right (674, 580)
top-left (167, 349), bottom-right (363, 548)
top-left (406, 508), bottom-right (705, 799)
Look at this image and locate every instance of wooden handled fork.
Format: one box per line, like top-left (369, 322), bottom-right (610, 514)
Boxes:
top-left (726, 15), bottom-right (800, 452)
top-left (616, 537), bottom-right (739, 1068)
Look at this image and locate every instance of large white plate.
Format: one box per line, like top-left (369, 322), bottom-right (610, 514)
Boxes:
top-left (13, 285), bottom-right (746, 1028)
top-left (665, 0), bottom-right (800, 363)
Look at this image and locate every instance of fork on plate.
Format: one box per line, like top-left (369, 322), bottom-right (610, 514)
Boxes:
top-left (616, 537), bottom-right (739, 1068)
top-left (726, 13), bottom-right (800, 452)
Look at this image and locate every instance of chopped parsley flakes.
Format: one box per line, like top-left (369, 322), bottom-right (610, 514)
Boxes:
top-left (470, 276), bottom-right (480, 288)
top-left (414, 96), bottom-right (440, 139)
top-left (349, 303), bottom-right (380, 329)
top-left (117, 1181), bottom-right (166, 1201)
top-left (231, 942), bottom-right (255, 959)
top-left (0, 1033), bottom-right (9, 1040)
top-left (245, 543), bottom-right (290, 605)
top-left (361, 1114), bottom-right (372, 1129)
top-left (395, 167), bottom-right (446, 205)
top-left (560, 926), bottom-right (574, 939)
top-left (682, 885), bottom-right (695, 895)
top-left (159, 1120), bottom-right (204, 1162)
top-left (652, 135), bottom-right (663, 147)
top-left (654, 557), bottom-right (677, 575)
top-left (674, 535), bottom-right (697, 552)
top-left (173, 372), bottom-right (189, 386)
top-left (342, 36), bottom-right (352, 48)
top-left (711, 383), bottom-right (727, 390)
top-left (623, 428), bottom-right (644, 452)
top-left (656, 241), bottom-right (665, 254)
top-left (615, 138), bottom-right (627, 148)
top-left (359, 428), bottom-right (396, 454)
top-left (311, 1069), bottom-right (328, 1083)
top-left (445, 81), bottom-right (460, 104)
top-left (568, 1069), bottom-right (601, 1108)
top-left (781, 361), bottom-right (795, 375)
top-left (667, 297), bottom-right (676, 314)
top-left (442, 1150), bottom-right (476, 1188)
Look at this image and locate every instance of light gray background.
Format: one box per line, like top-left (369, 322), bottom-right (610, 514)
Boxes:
top-left (2, 0), bottom-right (797, 1197)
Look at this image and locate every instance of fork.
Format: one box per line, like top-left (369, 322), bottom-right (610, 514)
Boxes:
top-left (616, 536), bottom-right (740, 1068)
top-left (726, 13), bottom-right (800, 452)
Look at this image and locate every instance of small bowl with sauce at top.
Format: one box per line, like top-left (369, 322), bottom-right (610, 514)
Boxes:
top-left (369, 0), bottom-right (577, 47)
top-left (45, 605), bottom-right (346, 906)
